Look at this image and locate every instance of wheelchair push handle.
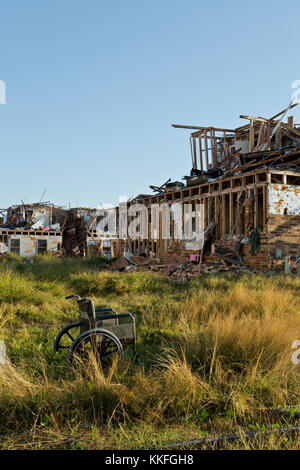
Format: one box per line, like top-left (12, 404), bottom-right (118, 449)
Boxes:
top-left (65, 294), bottom-right (92, 303)
top-left (65, 294), bottom-right (81, 301)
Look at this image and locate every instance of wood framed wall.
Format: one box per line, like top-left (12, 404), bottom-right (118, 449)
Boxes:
top-left (124, 169), bottom-right (300, 257)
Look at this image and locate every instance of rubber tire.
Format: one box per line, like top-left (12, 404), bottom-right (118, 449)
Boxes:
top-left (67, 328), bottom-right (124, 369)
top-left (53, 321), bottom-right (83, 353)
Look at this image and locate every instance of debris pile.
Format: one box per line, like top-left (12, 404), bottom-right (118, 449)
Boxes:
top-left (111, 254), bottom-right (161, 271)
top-left (167, 243), bottom-right (250, 282)
top-left (168, 259), bottom-right (250, 282)
top-left (149, 178), bottom-right (184, 194)
top-left (0, 202), bottom-right (66, 231)
top-left (210, 243), bottom-right (245, 266)
top-left (62, 211), bottom-right (87, 258)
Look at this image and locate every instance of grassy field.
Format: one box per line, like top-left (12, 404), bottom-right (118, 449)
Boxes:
top-left (0, 253), bottom-right (300, 450)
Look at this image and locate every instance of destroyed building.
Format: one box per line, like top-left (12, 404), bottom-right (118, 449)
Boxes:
top-left (1, 102), bottom-right (299, 271)
top-left (0, 203), bottom-right (118, 258)
top-left (118, 103), bottom-right (300, 271)
top-left (61, 207), bottom-right (118, 258)
top-left (0, 203), bottom-right (64, 257)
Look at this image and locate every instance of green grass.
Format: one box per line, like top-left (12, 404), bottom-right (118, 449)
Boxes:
top-left (0, 253), bottom-right (300, 449)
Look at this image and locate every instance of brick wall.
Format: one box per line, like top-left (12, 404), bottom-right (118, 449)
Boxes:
top-left (241, 231), bottom-right (269, 270)
top-left (160, 241), bottom-right (199, 265)
top-left (157, 214), bottom-right (300, 271)
top-left (241, 215), bottom-right (300, 271)
top-left (265, 214), bottom-right (300, 271)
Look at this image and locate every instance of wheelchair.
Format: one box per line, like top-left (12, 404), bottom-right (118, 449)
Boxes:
top-left (53, 295), bottom-right (136, 371)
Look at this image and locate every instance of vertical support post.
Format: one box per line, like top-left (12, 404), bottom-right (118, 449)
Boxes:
top-left (266, 123), bottom-right (271, 150)
top-left (210, 129), bottom-right (215, 167)
top-left (223, 131), bottom-right (227, 165)
top-left (204, 131), bottom-right (209, 171)
top-left (254, 188), bottom-right (258, 229)
top-left (147, 207), bottom-right (150, 256)
top-left (192, 138), bottom-right (197, 169)
top-left (215, 195), bottom-right (219, 238)
top-left (288, 116), bottom-right (294, 128)
top-left (249, 119), bottom-right (254, 153)
top-left (221, 195), bottom-right (226, 238)
top-left (198, 136), bottom-right (203, 173)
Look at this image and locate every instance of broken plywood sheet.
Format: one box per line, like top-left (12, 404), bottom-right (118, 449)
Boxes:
top-left (268, 184), bottom-right (300, 215)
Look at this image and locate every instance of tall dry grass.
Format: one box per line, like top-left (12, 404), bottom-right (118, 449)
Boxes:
top-left (0, 255), bottom-right (300, 448)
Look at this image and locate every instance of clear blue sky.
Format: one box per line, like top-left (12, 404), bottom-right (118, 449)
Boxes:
top-left (1, 0), bottom-right (300, 208)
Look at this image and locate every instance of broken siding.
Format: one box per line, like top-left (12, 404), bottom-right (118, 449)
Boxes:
top-left (268, 184), bottom-right (300, 215)
top-left (7, 234), bottom-right (62, 257)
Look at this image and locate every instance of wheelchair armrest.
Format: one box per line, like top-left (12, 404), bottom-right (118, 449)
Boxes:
top-left (95, 308), bottom-right (118, 314)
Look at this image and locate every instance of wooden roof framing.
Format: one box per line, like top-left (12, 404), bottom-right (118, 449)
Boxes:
top-left (172, 103), bottom-right (300, 177)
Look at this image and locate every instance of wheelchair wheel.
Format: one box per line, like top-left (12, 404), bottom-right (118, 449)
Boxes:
top-left (67, 328), bottom-right (123, 372)
top-left (53, 321), bottom-right (83, 352)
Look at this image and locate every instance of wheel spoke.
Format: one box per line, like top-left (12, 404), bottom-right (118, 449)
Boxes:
top-left (66, 331), bottom-right (75, 341)
top-left (70, 332), bottom-right (121, 373)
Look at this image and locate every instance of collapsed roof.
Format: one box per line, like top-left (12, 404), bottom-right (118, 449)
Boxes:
top-left (172, 101), bottom-right (300, 186)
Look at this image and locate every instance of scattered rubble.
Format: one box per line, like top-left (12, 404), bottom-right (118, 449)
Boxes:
top-left (111, 254), bottom-right (161, 271)
top-left (167, 254), bottom-right (250, 283)
top-left (110, 243), bottom-right (252, 281)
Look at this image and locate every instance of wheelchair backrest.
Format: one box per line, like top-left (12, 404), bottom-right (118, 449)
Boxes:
top-left (78, 299), bottom-right (96, 332)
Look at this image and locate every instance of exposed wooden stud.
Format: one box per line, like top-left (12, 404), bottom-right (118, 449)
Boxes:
top-left (288, 115), bottom-right (294, 128)
top-left (249, 119), bottom-right (254, 153)
top-left (204, 131), bottom-right (209, 171)
top-left (192, 137), bottom-right (197, 169)
top-left (262, 186), bottom-right (266, 230)
top-left (198, 136), bottom-right (203, 172)
top-left (254, 188), bottom-right (258, 229)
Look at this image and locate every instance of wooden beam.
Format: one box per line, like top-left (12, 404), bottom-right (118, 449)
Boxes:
top-left (249, 119), bottom-right (254, 153)
top-left (204, 131), bottom-right (209, 171)
top-left (269, 102), bottom-right (298, 121)
top-left (288, 115), bottom-right (294, 128)
top-left (275, 124), bottom-right (282, 149)
top-left (240, 115), bottom-right (268, 123)
top-left (281, 123), bottom-right (300, 137)
top-left (221, 195), bottom-right (226, 237)
top-left (210, 129), bottom-right (215, 167)
top-left (192, 137), bottom-right (197, 169)
top-left (223, 131), bottom-right (227, 160)
top-left (172, 124), bottom-right (206, 130)
top-left (172, 124), bottom-right (235, 133)
top-left (266, 122), bottom-right (271, 150)
top-left (191, 128), bottom-right (235, 137)
top-left (254, 188), bottom-right (258, 229)
top-left (198, 136), bottom-right (203, 172)
top-left (229, 189), bottom-right (233, 235)
top-left (189, 137), bottom-right (194, 167)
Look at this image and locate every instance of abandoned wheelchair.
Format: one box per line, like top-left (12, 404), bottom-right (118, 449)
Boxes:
top-left (53, 295), bottom-right (136, 371)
